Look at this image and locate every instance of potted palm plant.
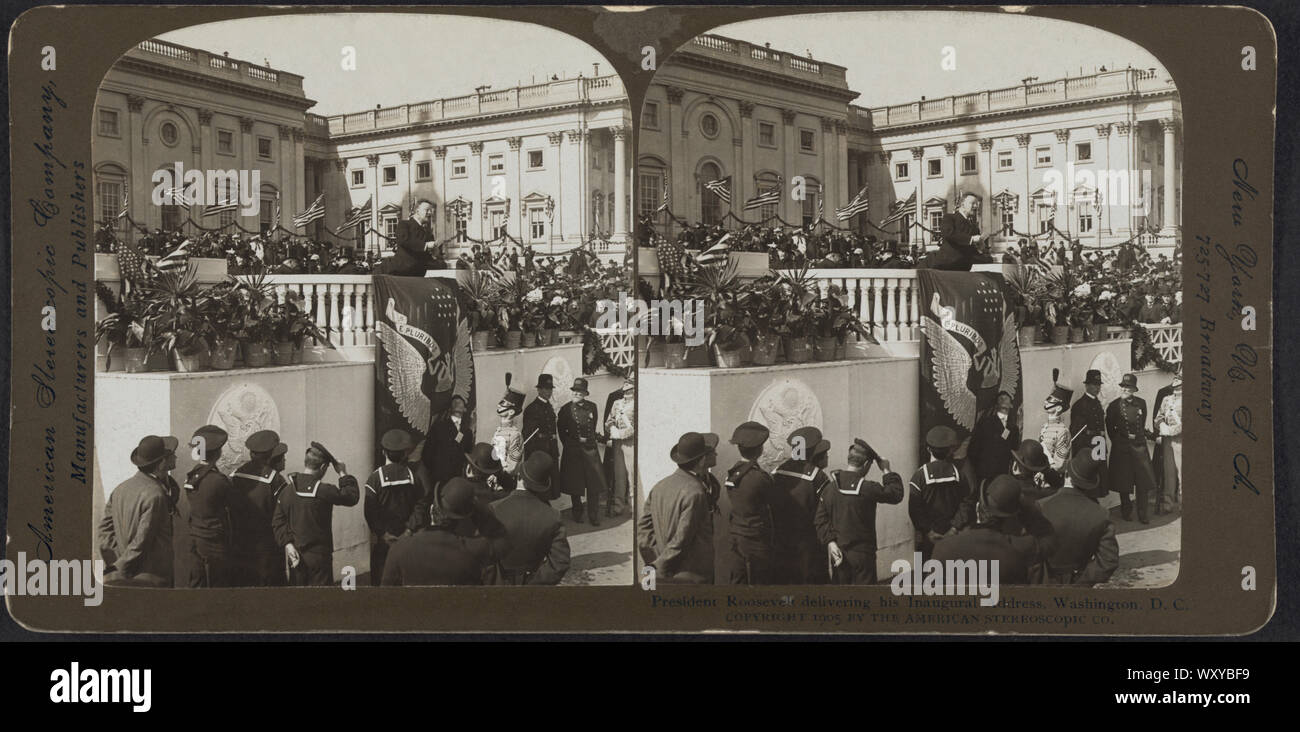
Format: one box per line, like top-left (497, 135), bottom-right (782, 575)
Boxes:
top-left (94, 284), bottom-right (149, 372)
top-left (1005, 265), bottom-right (1047, 346)
top-left (231, 272), bottom-right (278, 367)
top-left (137, 263), bottom-right (215, 372)
top-left (685, 259), bottom-right (750, 369)
top-left (455, 268), bottom-right (501, 352)
top-left (774, 267), bottom-right (818, 363)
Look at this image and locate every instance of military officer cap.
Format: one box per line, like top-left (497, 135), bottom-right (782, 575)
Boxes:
top-left (1120, 373), bottom-right (1139, 391)
top-left (536, 373), bottom-right (555, 390)
top-left (571, 377), bottom-right (590, 395)
top-left (851, 438), bottom-right (879, 464)
top-left (925, 425), bottom-right (960, 450)
top-left (1084, 369), bottom-right (1103, 386)
top-left (984, 475), bottom-right (1023, 518)
top-left (309, 441), bottom-right (339, 470)
top-left (381, 429), bottom-right (413, 453)
top-left (246, 430), bottom-right (287, 457)
top-left (729, 421), bottom-right (770, 448)
top-left (192, 425), bottom-right (228, 453)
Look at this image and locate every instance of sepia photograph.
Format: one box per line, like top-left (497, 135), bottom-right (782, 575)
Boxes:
top-left (89, 12), bottom-right (636, 589)
top-left (635, 10), bottom-right (1183, 590)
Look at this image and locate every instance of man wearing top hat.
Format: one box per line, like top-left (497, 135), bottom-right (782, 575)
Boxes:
top-left (522, 373), bottom-right (560, 499)
top-left (230, 430), bottom-right (291, 586)
top-left (638, 432), bottom-right (720, 584)
top-left (185, 425), bottom-right (234, 587)
top-left (382, 479), bottom-right (499, 586)
top-left (932, 475), bottom-right (1056, 585)
top-left (489, 453), bottom-right (571, 585)
top-left (603, 377), bottom-right (636, 517)
top-left (723, 422), bottom-right (778, 585)
top-left (273, 442), bottom-right (360, 586)
top-left (816, 438), bottom-right (904, 584)
top-left (365, 429), bottom-right (425, 586)
top-left (557, 377), bottom-right (608, 525)
top-left (1036, 452), bottom-right (1119, 585)
top-left (771, 426), bottom-right (832, 585)
top-left (1069, 369), bottom-right (1108, 464)
top-left (99, 435), bottom-right (180, 587)
top-left (1106, 373), bottom-right (1158, 523)
top-left (909, 426), bottom-right (971, 561)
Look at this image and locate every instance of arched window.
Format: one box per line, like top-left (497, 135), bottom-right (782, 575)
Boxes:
top-left (95, 163), bottom-right (128, 229)
top-left (754, 171), bottom-right (783, 223)
top-left (155, 165), bottom-right (183, 232)
top-left (699, 162), bottom-right (723, 226)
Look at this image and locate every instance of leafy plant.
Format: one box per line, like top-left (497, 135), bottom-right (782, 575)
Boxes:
top-left (135, 263), bottom-right (215, 357)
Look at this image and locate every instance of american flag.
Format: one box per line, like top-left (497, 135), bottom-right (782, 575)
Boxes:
top-left (655, 234), bottom-right (686, 290)
top-left (835, 185), bottom-right (871, 221)
top-left (292, 193), bottom-right (326, 229)
top-left (163, 187), bottom-right (195, 206)
top-left (336, 196), bottom-right (373, 233)
top-left (156, 239), bottom-right (191, 273)
top-left (655, 180), bottom-right (669, 213)
top-left (203, 193), bottom-right (239, 218)
top-left (816, 195), bottom-right (824, 223)
top-left (695, 233), bottom-right (732, 266)
top-left (116, 189), bottom-right (129, 221)
top-left (270, 192), bottom-right (281, 231)
top-left (704, 177), bottom-right (732, 205)
top-left (743, 188), bottom-right (780, 212)
top-left (879, 190), bottom-right (916, 227)
top-left (113, 233), bottom-right (150, 288)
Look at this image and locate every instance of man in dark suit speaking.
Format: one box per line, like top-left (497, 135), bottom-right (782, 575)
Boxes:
top-left (387, 200), bottom-right (442, 276)
top-left (930, 192), bottom-right (993, 271)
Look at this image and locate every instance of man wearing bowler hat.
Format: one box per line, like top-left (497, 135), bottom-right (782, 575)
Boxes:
top-left (185, 426), bottom-right (234, 587)
top-left (909, 426), bottom-right (971, 561)
top-left (411, 442), bottom-right (510, 541)
top-left (382, 480), bottom-right (499, 586)
top-left (723, 422), bottom-right (778, 585)
top-left (99, 435), bottom-right (180, 587)
top-left (230, 430), bottom-right (291, 586)
top-left (365, 429), bottom-right (425, 586)
top-left (557, 377), bottom-right (608, 525)
top-left (273, 442), bottom-right (360, 586)
top-left (522, 373), bottom-right (560, 499)
top-left (816, 438), bottom-right (903, 584)
top-left (1036, 452), bottom-right (1119, 585)
top-left (1107, 373), bottom-right (1157, 524)
top-left (489, 452), bottom-right (571, 585)
top-left (638, 432), bottom-right (720, 584)
top-left (772, 426), bottom-right (833, 584)
top-left (1007, 439), bottom-right (1061, 503)
top-left (933, 475), bottom-right (1055, 584)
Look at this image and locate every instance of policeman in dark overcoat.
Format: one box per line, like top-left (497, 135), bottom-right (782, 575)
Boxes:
top-left (724, 422), bottom-right (778, 585)
top-left (771, 426), bottom-right (832, 584)
top-left (230, 430), bottom-right (290, 586)
top-left (1106, 373), bottom-right (1157, 523)
top-left (489, 452), bottom-right (570, 585)
top-left (365, 429), bottom-right (425, 586)
top-left (816, 439), bottom-right (904, 584)
top-left (185, 425), bottom-right (233, 587)
top-left (557, 377), bottom-right (608, 525)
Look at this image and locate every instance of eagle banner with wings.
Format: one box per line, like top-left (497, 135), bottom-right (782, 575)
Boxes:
top-left (373, 275), bottom-right (475, 458)
top-left (918, 269), bottom-right (1022, 460)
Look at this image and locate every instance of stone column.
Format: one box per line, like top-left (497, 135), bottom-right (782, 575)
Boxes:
top-left (782, 109), bottom-right (798, 222)
top-left (911, 146), bottom-right (924, 246)
top-left (366, 153), bottom-right (380, 253)
top-left (943, 142), bottom-right (958, 209)
top-left (433, 146), bottom-right (447, 239)
top-left (399, 150), bottom-right (413, 218)
top-left (979, 138), bottom-right (993, 234)
top-left (1055, 129), bottom-right (1070, 235)
top-left (666, 86), bottom-right (686, 226)
top-left (739, 101), bottom-right (755, 218)
top-left (820, 118), bottom-right (835, 217)
top-left (612, 127), bottom-right (628, 243)
top-left (1160, 118), bottom-right (1179, 240)
top-left (469, 142), bottom-right (484, 241)
top-left (547, 133), bottom-right (563, 247)
top-left (127, 95), bottom-right (146, 228)
top-left (835, 120), bottom-right (849, 210)
top-left (1016, 134), bottom-right (1031, 235)
top-left (278, 125), bottom-right (293, 229)
top-left (1095, 124), bottom-right (1112, 237)
top-left (239, 117), bottom-right (255, 231)
top-left (292, 128), bottom-right (305, 222)
top-left (332, 159), bottom-right (347, 232)
top-left (1115, 121), bottom-right (1134, 237)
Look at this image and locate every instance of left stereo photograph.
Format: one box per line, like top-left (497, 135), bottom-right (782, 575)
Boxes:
top-left (90, 12), bottom-right (637, 593)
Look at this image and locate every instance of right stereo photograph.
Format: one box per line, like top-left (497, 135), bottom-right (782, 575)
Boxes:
top-left (633, 10), bottom-right (1183, 590)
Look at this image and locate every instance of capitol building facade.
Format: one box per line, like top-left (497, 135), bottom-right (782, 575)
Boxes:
top-left (638, 34), bottom-right (1182, 253)
top-left (94, 38), bottom-right (632, 255)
